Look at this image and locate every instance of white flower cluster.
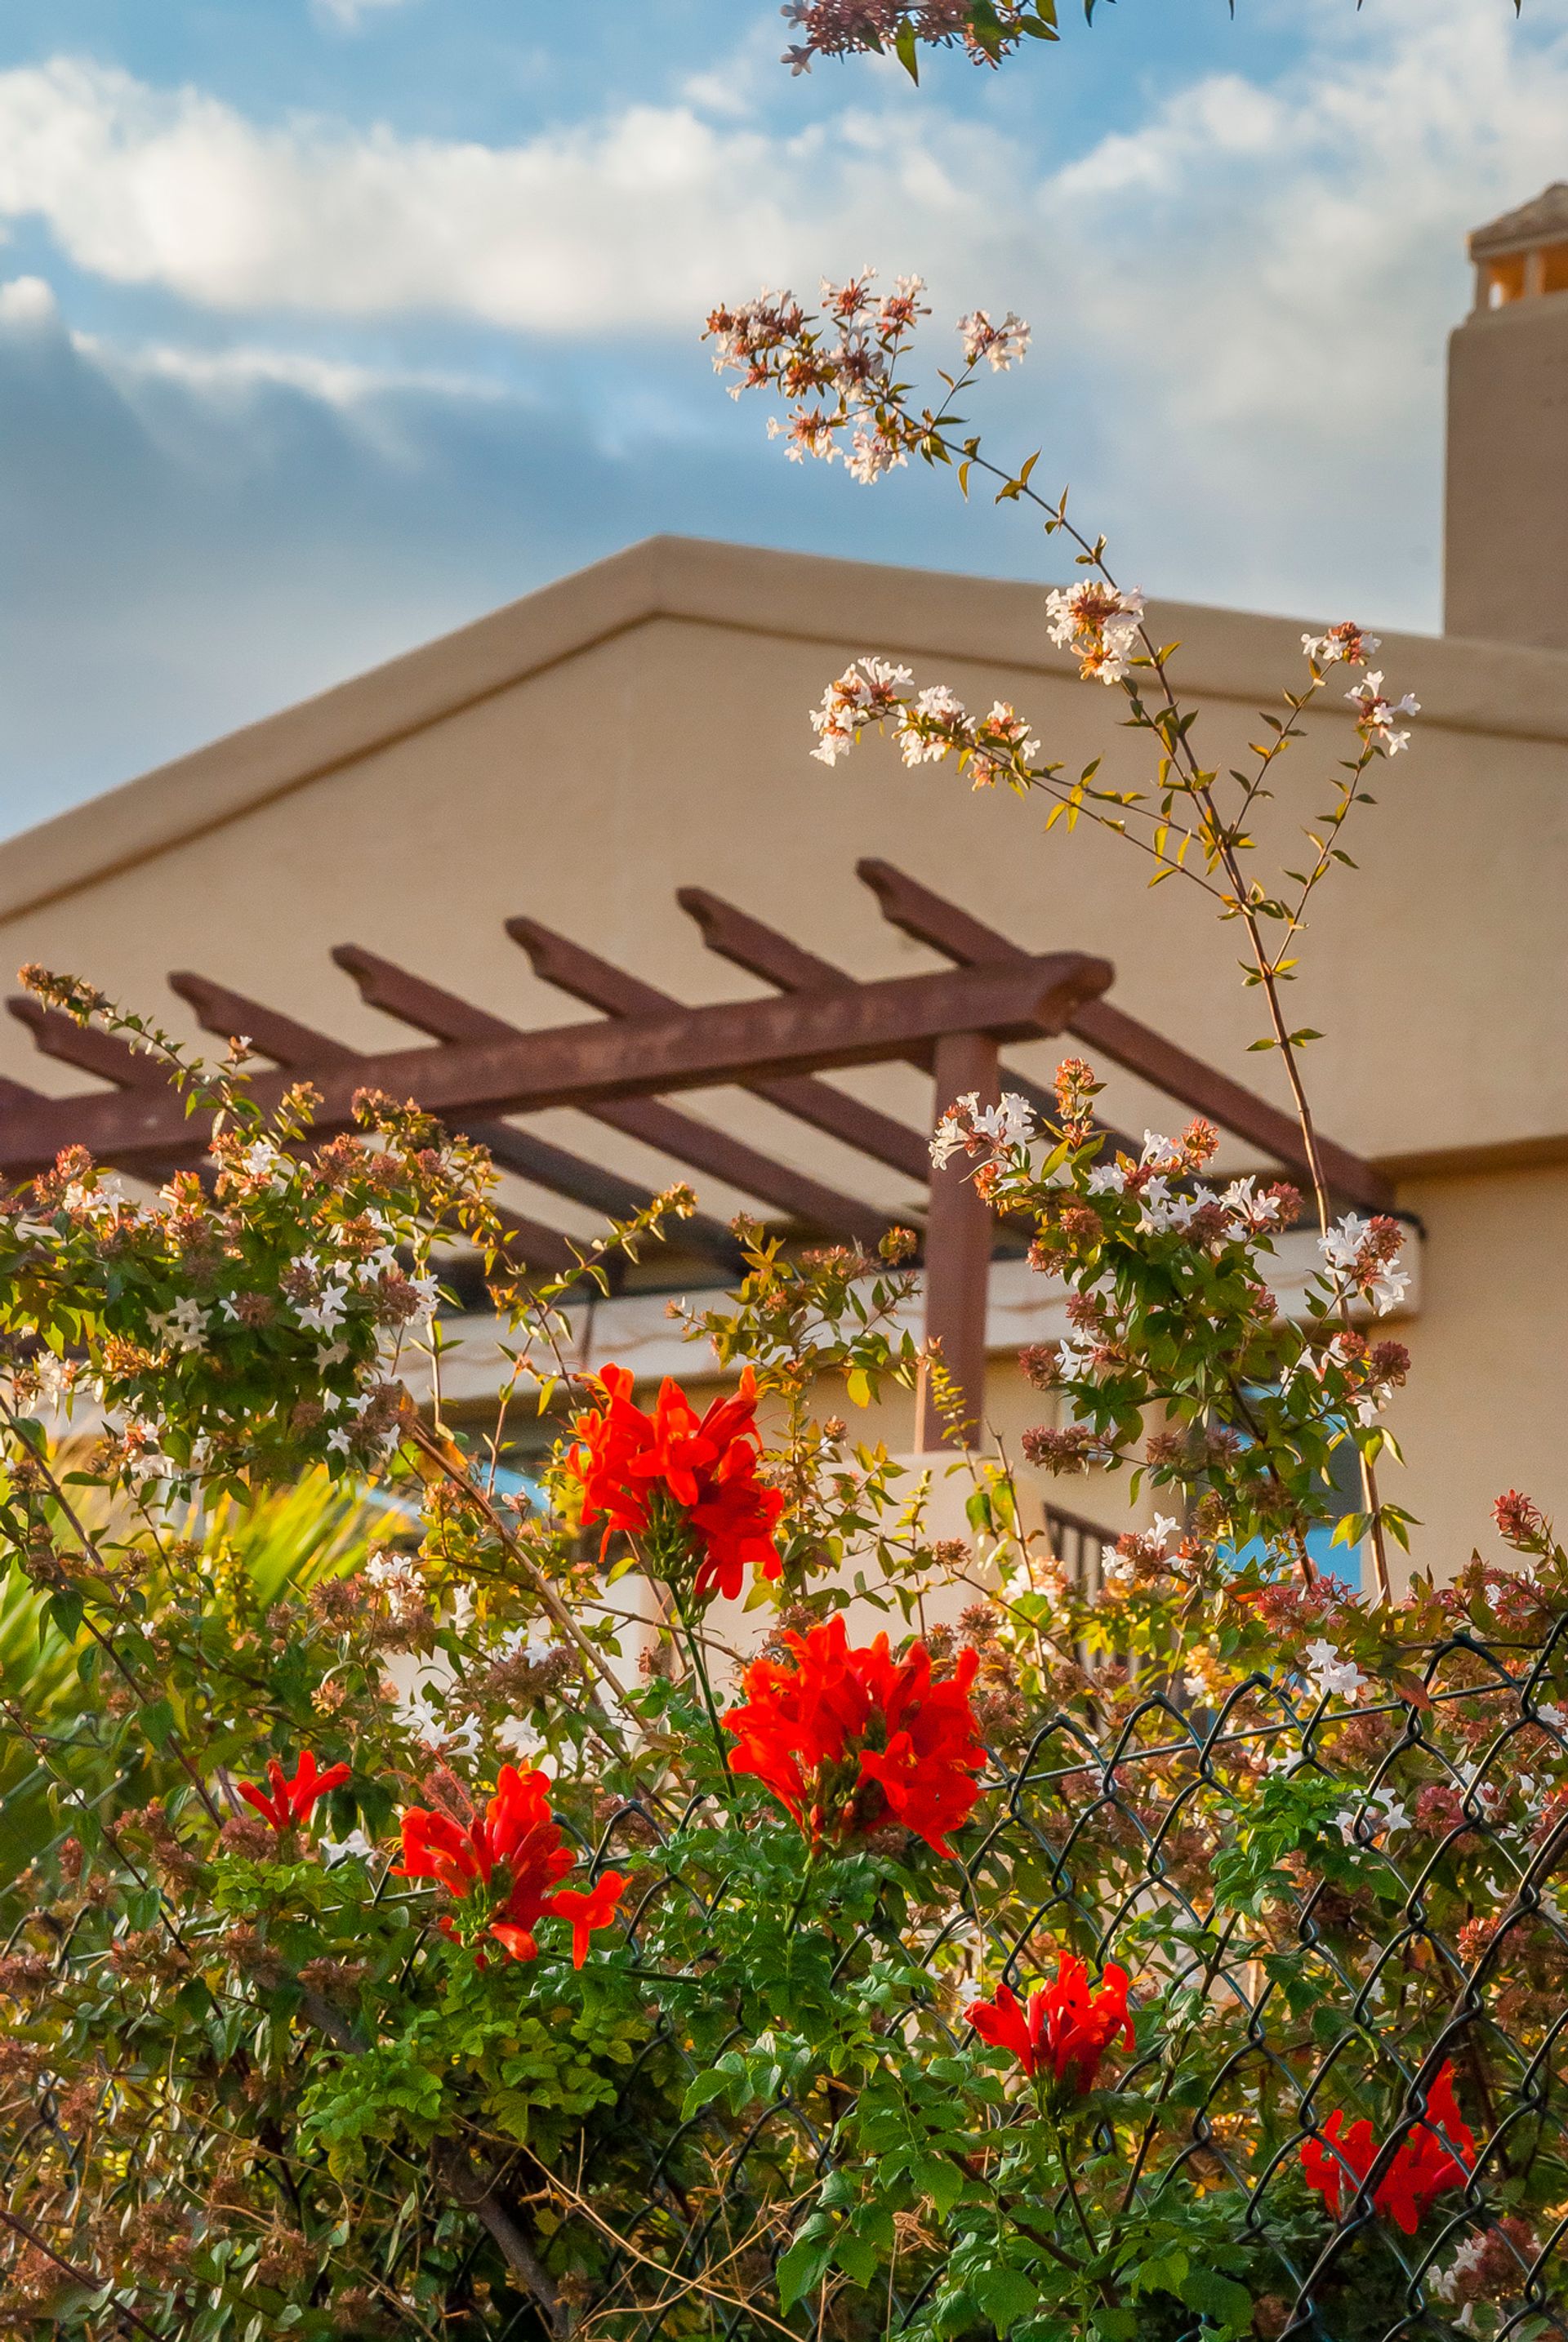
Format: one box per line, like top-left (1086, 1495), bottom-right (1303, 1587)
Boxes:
top-left (808, 656), bottom-right (914, 765)
top-left (149, 1296), bottom-right (207, 1356)
top-left (808, 659), bottom-right (1040, 787)
top-left (1346, 671), bottom-right (1419, 755)
top-left (1087, 1139), bottom-right (1288, 1248)
top-left (398, 1688), bottom-right (481, 1759)
top-left (1301, 622), bottom-right (1380, 669)
top-left (1045, 581), bottom-right (1146, 686)
top-left (1319, 1212), bottom-right (1410, 1316)
top-left (1428, 2234), bottom-right (1490, 2305)
top-left (1335, 1783), bottom-right (1410, 1845)
top-left (956, 308), bottom-right (1031, 372)
top-left (1304, 1637), bottom-right (1365, 1703)
top-left (929, 1090), bottom-right (1035, 1171)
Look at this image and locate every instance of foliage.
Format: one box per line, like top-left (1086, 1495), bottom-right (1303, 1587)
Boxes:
top-left (771, 2), bottom-right (1522, 82)
top-left (0, 258), bottom-right (1561, 2342)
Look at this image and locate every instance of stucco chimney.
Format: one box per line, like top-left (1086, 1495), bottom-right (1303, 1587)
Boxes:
top-left (1445, 182), bottom-right (1568, 646)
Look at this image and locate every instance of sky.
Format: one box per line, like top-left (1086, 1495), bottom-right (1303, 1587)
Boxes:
top-left (0, 0), bottom-right (1562, 830)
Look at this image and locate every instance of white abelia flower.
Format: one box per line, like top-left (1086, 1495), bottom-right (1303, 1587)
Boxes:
top-left (1346, 671), bottom-right (1419, 755)
top-left (1335, 1785), bottom-right (1410, 1844)
top-left (149, 1296), bottom-right (207, 1355)
top-left (1305, 1639), bottom-right (1365, 1703)
top-left (957, 308), bottom-right (1031, 372)
top-left (297, 1282), bottom-right (351, 1336)
top-left (399, 1692), bottom-right (480, 1757)
top-left (1086, 1162), bottom-right (1127, 1195)
top-left (320, 1829), bottom-right (373, 1868)
top-left (1045, 581), bottom-right (1146, 686)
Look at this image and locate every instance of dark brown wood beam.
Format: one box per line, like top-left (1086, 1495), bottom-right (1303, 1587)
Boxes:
top-left (165, 971), bottom-right (633, 1279)
top-left (675, 886), bottom-right (1065, 1231)
top-left (9, 997), bottom-right (173, 1090)
top-left (0, 955), bottom-right (1111, 1180)
top-left (856, 858), bottom-right (1393, 1213)
top-left (5, 1002), bottom-right (210, 1190)
top-left (675, 885), bottom-right (1133, 1165)
top-left (329, 946), bottom-right (853, 1258)
top-left (506, 916), bottom-right (933, 1188)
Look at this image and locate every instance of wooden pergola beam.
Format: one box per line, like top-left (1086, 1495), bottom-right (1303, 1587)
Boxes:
top-left (170, 970), bottom-right (742, 1276)
top-left (506, 916), bottom-right (933, 1188)
top-left (332, 945), bottom-right (889, 1253)
top-left (0, 952), bottom-right (1112, 1182)
top-left (857, 859), bottom-right (1394, 1213)
top-left (675, 885), bottom-right (1138, 1168)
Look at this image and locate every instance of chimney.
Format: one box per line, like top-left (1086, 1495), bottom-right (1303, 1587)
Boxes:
top-left (1444, 182), bottom-right (1568, 647)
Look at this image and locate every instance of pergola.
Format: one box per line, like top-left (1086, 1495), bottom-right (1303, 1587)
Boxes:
top-left (0, 861), bottom-right (1389, 1448)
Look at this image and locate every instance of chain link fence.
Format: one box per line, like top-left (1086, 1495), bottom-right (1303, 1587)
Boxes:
top-left (547, 1623), bottom-right (1568, 2342)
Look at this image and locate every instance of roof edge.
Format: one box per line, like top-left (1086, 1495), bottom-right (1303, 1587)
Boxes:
top-left (6, 532), bottom-right (1568, 924)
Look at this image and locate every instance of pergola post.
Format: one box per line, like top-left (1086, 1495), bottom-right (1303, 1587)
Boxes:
top-left (915, 1029), bottom-right (998, 1452)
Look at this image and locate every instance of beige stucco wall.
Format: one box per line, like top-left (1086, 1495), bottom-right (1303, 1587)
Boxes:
top-left (2, 536), bottom-right (1566, 1588)
top-left (1446, 291), bottom-right (1568, 649)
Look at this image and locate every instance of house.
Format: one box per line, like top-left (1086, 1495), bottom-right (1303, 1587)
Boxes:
top-left (2, 192), bottom-right (1566, 1592)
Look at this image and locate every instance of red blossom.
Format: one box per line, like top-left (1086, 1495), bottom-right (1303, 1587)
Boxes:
top-left (237, 1750), bottom-right (351, 1834)
top-left (967, 1956), bottom-right (1134, 2095)
top-left (564, 1364), bottom-right (785, 1602)
top-left (1301, 2063), bottom-right (1476, 2233)
top-left (722, 1618), bottom-right (985, 1858)
top-left (398, 1764), bottom-right (626, 1966)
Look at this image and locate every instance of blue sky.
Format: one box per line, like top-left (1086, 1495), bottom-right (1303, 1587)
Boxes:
top-left (0, 0), bottom-right (1562, 828)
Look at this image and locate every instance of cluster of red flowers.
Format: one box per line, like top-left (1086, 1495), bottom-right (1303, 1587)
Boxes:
top-left (967, 1955), bottom-right (1134, 2097)
top-left (723, 1618), bottom-right (985, 1858)
top-left (398, 1765), bottom-right (626, 1966)
top-left (563, 1365), bottom-right (785, 1602)
top-left (238, 1749), bottom-right (350, 1833)
top-left (1301, 2063), bottom-right (1477, 2234)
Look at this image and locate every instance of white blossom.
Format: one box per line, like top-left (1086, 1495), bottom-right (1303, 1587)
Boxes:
top-left (956, 308), bottom-right (1031, 372)
top-left (296, 1282), bottom-right (351, 1336)
top-left (1086, 1163), bottom-right (1127, 1195)
top-left (149, 1295), bottom-right (207, 1356)
top-left (1045, 581), bottom-right (1146, 686)
top-left (496, 1714), bottom-right (544, 1758)
top-left (399, 1692), bottom-right (480, 1757)
top-left (1346, 670), bottom-right (1419, 755)
top-left (1335, 1785), bottom-right (1410, 1844)
top-left (320, 1828), bottom-right (374, 1868)
top-left (1305, 1638), bottom-right (1365, 1703)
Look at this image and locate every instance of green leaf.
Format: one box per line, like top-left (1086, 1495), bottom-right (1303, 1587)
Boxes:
top-left (777, 2232), bottom-right (835, 2312)
top-left (1177, 2266), bottom-right (1253, 2334)
top-left (894, 20), bottom-right (920, 80)
top-left (845, 1365), bottom-right (872, 1410)
top-left (911, 2151), bottom-right (964, 2216)
top-left (679, 2068), bottom-right (732, 2121)
top-left (976, 2267), bottom-right (1040, 2331)
top-left (140, 1696), bottom-right (176, 1749)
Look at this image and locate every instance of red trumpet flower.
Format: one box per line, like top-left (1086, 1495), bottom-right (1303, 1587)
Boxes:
top-left (967, 1956), bottom-right (1134, 2095)
top-left (1301, 2063), bottom-right (1476, 2234)
top-left (564, 1364), bottom-right (784, 1602)
top-left (238, 1749), bottom-right (351, 1834)
top-left (398, 1764), bottom-right (626, 1966)
top-left (723, 1617), bottom-right (985, 1858)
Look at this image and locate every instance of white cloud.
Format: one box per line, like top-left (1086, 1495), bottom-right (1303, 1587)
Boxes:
top-left (0, 4), bottom-right (1562, 391)
top-left (70, 329), bottom-right (500, 411)
top-left (0, 273), bottom-right (58, 327)
top-left (311, 0), bottom-right (419, 28)
top-left (0, 0), bottom-right (1565, 640)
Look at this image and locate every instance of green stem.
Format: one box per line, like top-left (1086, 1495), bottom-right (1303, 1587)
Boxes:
top-left (670, 1581), bottom-right (736, 1797)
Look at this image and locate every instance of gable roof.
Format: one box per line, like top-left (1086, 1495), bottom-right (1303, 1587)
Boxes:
top-left (1470, 181), bottom-right (1568, 260)
top-left (5, 532), bottom-right (1568, 926)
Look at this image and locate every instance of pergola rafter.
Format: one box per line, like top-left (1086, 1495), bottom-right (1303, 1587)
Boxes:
top-left (0, 870), bottom-right (1390, 1445)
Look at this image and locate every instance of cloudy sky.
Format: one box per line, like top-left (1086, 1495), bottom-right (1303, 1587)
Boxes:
top-left (0, 0), bottom-right (1561, 829)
